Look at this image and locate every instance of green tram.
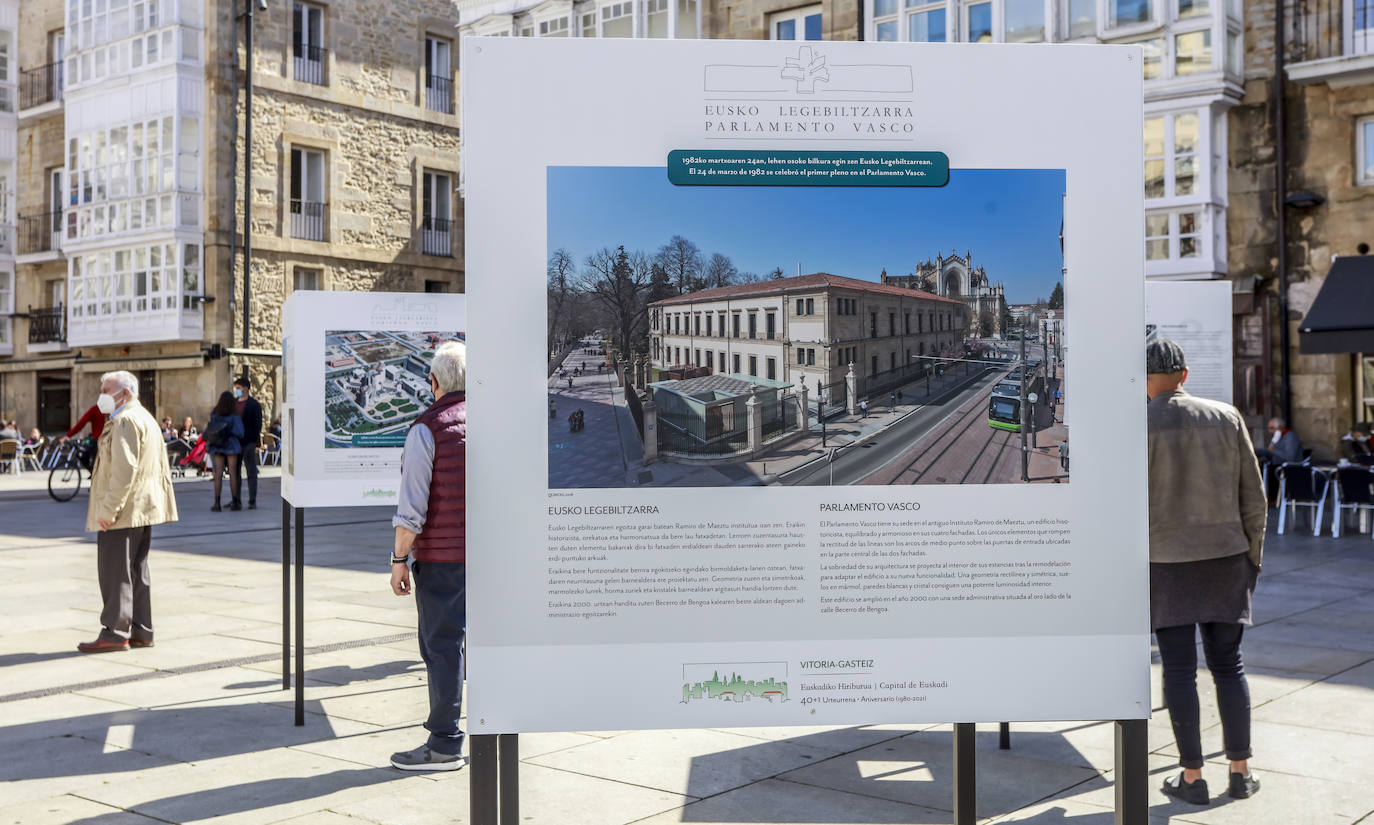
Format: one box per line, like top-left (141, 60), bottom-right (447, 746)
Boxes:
top-left (987, 370), bottom-right (1044, 433)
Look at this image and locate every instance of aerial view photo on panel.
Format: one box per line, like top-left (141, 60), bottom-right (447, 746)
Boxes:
top-left (324, 330), bottom-right (464, 448)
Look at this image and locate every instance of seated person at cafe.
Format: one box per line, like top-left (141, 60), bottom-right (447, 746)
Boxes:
top-left (1341, 422), bottom-right (1372, 461)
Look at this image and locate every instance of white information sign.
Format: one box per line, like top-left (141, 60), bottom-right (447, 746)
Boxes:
top-left (1146, 280), bottom-right (1233, 405)
top-left (465, 39), bottom-right (1149, 734)
top-left (280, 291), bottom-right (466, 508)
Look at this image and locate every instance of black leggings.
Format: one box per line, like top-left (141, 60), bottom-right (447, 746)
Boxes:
top-left (1155, 622), bottom-right (1252, 769)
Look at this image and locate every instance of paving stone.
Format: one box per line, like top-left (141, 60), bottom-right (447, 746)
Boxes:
top-left (0, 794), bottom-right (167, 825)
top-left (710, 723), bottom-right (920, 755)
top-left (987, 796), bottom-right (1181, 824)
top-left (335, 762), bottom-right (688, 825)
top-left (0, 733), bottom-right (182, 809)
top-left (527, 727), bottom-right (828, 798)
top-left (266, 682), bottom-right (431, 728)
top-left (777, 729), bottom-right (1102, 820)
top-left (635, 777), bottom-right (954, 824)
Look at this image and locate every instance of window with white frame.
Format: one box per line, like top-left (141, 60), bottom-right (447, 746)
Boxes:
top-left (772, 5), bottom-right (823, 39)
top-left (965, 1), bottom-right (993, 41)
top-left (425, 36), bottom-right (453, 113)
top-left (1173, 29), bottom-right (1211, 74)
top-left (289, 147), bottom-right (326, 241)
top-left (600, 1), bottom-right (634, 36)
top-left (1143, 111), bottom-right (1199, 200)
top-left (65, 0), bottom-right (184, 87)
top-left (0, 29), bottom-right (12, 113)
top-left (0, 270), bottom-right (11, 349)
top-left (1064, 0), bottom-right (1096, 38)
top-left (1356, 0), bottom-right (1372, 55)
top-left (64, 115), bottom-right (191, 241)
top-left (907, 0), bottom-right (948, 41)
top-left (421, 170), bottom-right (452, 257)
top-left (68, 241), bottom-right (196, 321)
top-left (539, 16), bottom-right (570, 35)
top-left (678, 0), bottom-right (699, 37)
top-left (1359, 117), bottom-right (1374, 186)
top-left (293, 267), bottom-right (321, 291)
top-left (581, 11), bottom-right (597, 35)
top-left (293, 2), bottom-right (326, 85)
top-left (518, 19), bottom-right (534, 36)
top-left (874, 0), bottom-right (900, 39)
top-left (1108, 0), bottom-right (1155, 27)
top-left (647, 0), bottom-right (669, 37)
top-left (1144, 209), bottom-right (1202, 261)
top-left (1004, 0), bottom-right (1046, 42)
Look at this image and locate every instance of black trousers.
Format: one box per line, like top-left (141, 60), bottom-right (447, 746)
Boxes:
top-left (236, 444), bottom-right (259, 503)
top-left (1155, 622), bottom-right (1252, 769)
top-left (97, 526), bottom-right (153, 643)
top-left (414, 561), bottom-right (466, 755)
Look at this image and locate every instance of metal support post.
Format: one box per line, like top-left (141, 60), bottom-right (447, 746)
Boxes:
top-left (294, 506), bottom-right (305, 726)
top-left (1114, 719), bottom-right (1148, 825)
top-left (953, 722), bottom-right (976, 825)
top-left (470, 735), bottom-right (500, 825)
top-left (499, 734), bottom-right (521, 825)
top-left (998, 722), bottom-right (1010, 750)
top-left (281, 499), bottom-right (290, 690)
top-left (1020, 333), bottom-right (1029, 482)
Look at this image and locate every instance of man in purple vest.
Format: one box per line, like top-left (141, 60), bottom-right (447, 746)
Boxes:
top-left (388, 340), bottom-right (468, 771)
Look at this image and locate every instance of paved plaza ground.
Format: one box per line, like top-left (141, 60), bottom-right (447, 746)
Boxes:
top-left (1, 472), bottom-right (1372, 824)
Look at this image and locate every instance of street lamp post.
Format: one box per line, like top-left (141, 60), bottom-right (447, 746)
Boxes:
top-left (1020, 328), bottom-right (1029, 482)
top-left (819, 391), bottom-right (827, 447)
top-left (237, 0), bottom-right (267, 380)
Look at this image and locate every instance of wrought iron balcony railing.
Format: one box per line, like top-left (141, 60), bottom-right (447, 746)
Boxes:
top-left (293, 44), bottom-right (327, 86)
top-left (426, 74), bottom-right (454, 114)
top-left (19, 211), bottom-right (63, 255)
top-left (28, 305), bottom-right (66, 345)
top-left (1289, 0), bottom-right (1373, 61)
top-left (20, 62), bottom-right (64, 110)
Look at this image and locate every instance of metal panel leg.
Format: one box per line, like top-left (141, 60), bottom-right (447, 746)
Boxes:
top-left (1114, 719), bottom-right (1148, 825)
top-left (282, 499), bottom-right (291, 691)
top-left (953, 722), bottom-right (976, 825)
top-left (294, 506), bottom-right (305, 726)
top-left (999, 722), bottom-right (1010, 750)
top-left (470, 734), bottom-right (500, 825)
top-left (498, 733), bottom-right (520, 825)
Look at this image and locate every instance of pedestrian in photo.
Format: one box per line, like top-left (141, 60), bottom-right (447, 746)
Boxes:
top-left (549, 398), bottom-right (557, 419)
top-left (180, 416), bottom-right (198, 441)
top-left (1145, 339), bottom-right (1265, 806)
top-left (204, 391), bottom-right (244, 512)
top-left (78, 370), bottom-right (179, 653)
top-left (233, 376), bottom-right (263, 509)
top-left (860, 398), bottom-right (869, 418)
top-left (389, 341), bottom-right (468, 771)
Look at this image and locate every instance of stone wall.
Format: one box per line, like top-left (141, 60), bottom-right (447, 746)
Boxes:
top-left (1228, 0), bottom-right (1374, 455)
top-left (202, 0), bottom-right (464, 417)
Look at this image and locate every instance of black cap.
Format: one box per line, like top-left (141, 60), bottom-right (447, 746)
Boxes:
top-left (1145, 338), bottom-right (1187, 374)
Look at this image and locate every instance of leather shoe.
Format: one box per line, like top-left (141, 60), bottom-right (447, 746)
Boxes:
top-left (77, 638), bottom-right (129, 654)
top-left (129, 638), bottom-right (155, 649)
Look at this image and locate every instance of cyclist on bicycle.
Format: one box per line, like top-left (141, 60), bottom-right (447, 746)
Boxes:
top-left (62, 402), bottom-right (105, 469)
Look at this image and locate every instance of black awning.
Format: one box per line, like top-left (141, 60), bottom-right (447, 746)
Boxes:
top-left (1299, 256), bottom-right (1374, 354)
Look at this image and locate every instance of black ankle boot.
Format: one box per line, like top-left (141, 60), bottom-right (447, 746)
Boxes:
top-left (211, 499), bottom-right (222, 512)
top-left (229, 498), bottom-right (242, 511)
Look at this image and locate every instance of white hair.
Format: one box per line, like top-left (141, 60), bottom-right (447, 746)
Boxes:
top-left (430, 341), bottom-right (467, 394)
top-left (100, 370), bottom-right (139, 399)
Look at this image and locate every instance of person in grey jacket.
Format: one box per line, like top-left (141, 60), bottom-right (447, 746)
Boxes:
top-left (1256, 417), bottom-right (1303, 466)
top-left (1146, 339), bottom-right (1266, 806)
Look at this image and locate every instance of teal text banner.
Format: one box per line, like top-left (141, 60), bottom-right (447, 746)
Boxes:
top-left (668, 150), bottom-right (949, 187)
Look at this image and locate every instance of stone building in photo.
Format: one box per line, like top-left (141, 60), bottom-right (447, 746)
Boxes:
top-left (881, 250), bottom-right (1007, 337)
top-left (455, 0), bottom-right (859, 42)
top-left (648, 272), bottom-right (970, 402)
top-left (0, 0), bottom-right (463, 433)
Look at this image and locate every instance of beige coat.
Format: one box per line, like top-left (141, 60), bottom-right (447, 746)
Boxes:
top-left (86, 399), bottom-right (179, 532)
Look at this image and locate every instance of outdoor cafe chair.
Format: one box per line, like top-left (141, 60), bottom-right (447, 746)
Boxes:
top-left (1332, 466), bottom-right (1374, 540)
top-left (1276, 462), bottom-right (1331, 536)
top-left (0, 439), bottom-right (20, 476)
top-left (259, 433), bottom-right (280, 466)
top-left (166, 439), bottom-right (192, 478)
top-left (17, 439), bottom-right (43, 473)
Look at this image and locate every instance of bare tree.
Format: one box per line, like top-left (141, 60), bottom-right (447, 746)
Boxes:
top-left (703, 252), bottom-right (738, 288)
top-left (656, 235), bottom-right (703, 295)
top-left (579, 245), bottom-right (651, 360)
top-left (735, 271), bottom-right (763, 283)
top-left (547, 248), bottom-right (577, 357)
top-left (767, 266), bottom-right (785, 280)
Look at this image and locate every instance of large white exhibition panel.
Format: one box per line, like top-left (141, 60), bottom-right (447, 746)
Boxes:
top-left (1146, 280), bottom-right (1233, 405)
top-left (280, 291), bottom-right (467, 508)
top-left (465, 39), bottom-right (1149, 734)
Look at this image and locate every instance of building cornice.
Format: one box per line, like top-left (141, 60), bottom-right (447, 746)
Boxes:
top-left (1286, 53), bottom-right (1374, 88)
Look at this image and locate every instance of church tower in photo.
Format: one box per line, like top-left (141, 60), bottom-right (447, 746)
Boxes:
top-left (882, 250), bottom-right (1008, 339)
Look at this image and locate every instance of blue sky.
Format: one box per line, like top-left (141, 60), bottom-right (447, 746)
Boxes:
top-left (547, 167), bottom-right (1065, 305)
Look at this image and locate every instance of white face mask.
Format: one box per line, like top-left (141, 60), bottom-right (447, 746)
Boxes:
top-left (97, 392), bottom-right (119, 414)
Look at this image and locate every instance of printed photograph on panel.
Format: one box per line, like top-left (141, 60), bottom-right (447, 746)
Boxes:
top-left (546, 167), bottom-right (1067, 488)
top-left (325, 330), bottom-right (464, 448)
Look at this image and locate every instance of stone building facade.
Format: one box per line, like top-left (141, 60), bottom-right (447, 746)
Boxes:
top-left (455, 0), bottom-right (858, 43)
top-left (649, 272), bottom-right (969, 397)
top-left (881, 250), bottom-right (1007, 337)
top-left (1228, 0), bottom-right (1373, 454)
top-left (0, 0), bottom-right (463, 434)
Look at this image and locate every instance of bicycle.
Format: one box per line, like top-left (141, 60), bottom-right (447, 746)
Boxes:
top-left (48, 439), bottom-right (95, 502)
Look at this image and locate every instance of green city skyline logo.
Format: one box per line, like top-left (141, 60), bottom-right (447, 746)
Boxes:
top-left (682, 669), bottom-right (789, 704)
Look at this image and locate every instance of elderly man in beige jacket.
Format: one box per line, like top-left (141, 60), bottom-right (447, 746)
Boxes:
top-left (78, 370), bottom-right (179, 653)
